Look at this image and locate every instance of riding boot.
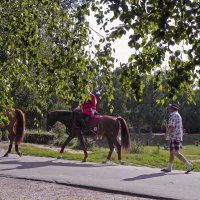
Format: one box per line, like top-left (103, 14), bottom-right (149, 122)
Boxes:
top-left (81, 118), bottom-right (90, 134)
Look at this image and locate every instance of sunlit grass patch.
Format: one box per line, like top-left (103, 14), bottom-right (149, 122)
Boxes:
top-left (1, 142), bottom-right (200, 171)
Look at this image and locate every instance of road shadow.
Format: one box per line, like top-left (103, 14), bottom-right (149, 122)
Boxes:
top-left (0, 155), bottom-right (115, 170)
top-left (123, 172), bottom-right (182, 181)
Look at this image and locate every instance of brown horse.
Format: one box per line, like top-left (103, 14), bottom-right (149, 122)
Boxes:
top-left (0, 108), bottom-right (26, 157)
top-left (46, 110), bottom-right (131, 163)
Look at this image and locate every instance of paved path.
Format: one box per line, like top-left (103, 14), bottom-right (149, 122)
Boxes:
top-left (0, 153), bottom-right (199, 200)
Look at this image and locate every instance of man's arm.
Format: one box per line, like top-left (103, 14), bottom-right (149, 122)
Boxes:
top-left (164, 126), bottom-right (174, 140)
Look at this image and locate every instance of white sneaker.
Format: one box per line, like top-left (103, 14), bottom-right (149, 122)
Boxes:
top-left (186, 163), bottom-right (193, 174)
top-left (161, 163), bottom-right (172, 172)
top-left (161, 167), bottom-right (172, 172)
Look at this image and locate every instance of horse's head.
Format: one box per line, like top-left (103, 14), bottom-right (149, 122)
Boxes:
top-left (46, 112), bottom-right (56, 131)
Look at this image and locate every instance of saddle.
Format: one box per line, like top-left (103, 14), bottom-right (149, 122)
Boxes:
top-left (81, 114), bottom-right (102, 136)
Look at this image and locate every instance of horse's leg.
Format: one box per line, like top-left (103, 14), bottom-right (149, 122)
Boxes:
top-left (3, 140), bottom-right (13, 157)
top-left (102, 136), bottom-right (114, 164)
top-left (111, 131), bottom-right (123, 164)
top-left (112, 122), bottom-right (123, 164)
top-left (76, 130), bottom-right (88, 162)
top-left (113, 139), bottom-right (122, 164)
top-left (15, 144), bottom-right (22, 157)
top-left (57, 134), bottom-right (75, 159)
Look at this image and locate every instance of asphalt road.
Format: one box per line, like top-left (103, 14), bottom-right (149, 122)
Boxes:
top-left (0, 153), bottom-right (199, 200)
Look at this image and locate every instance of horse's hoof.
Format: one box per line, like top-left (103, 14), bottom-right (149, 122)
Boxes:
top-left (57, 153), bottom-right (63, 159)
top-left (119, 161), bottom-right (125, 165)
top-left (102, 159), bottom-right (109, 164)
top-left (82, 159), bottom-right (86, 162)
top-left (3, 154), bottom-right (8, 157)
top-left (18, 152), bottom-right (22, 157)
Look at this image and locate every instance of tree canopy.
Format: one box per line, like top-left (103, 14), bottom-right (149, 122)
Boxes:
top-left (0, 0), bottom-right (200, 121)
top-left (91, 0), bottom-right (200, 102)
top-left (0, 0), bottom-right (112, 114)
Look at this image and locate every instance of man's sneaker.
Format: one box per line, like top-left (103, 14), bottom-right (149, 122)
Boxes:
top-left (161, 168), bottom-right (171, 172)
top-left (185, 163), bottom-right (194, 174)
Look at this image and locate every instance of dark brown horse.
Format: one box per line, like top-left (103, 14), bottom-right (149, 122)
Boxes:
top-left (46, 110), bottom-right (131, 163)
top-left (0, 108), bottom-right (26, 157)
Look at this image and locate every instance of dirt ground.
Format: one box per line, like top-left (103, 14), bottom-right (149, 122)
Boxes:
top-left (0, 176), bottom-right (154, 200)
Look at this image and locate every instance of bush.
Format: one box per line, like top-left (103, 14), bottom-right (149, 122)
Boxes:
top-left (24, 129), bottom-right (54, 144)
top-left (0, 130), bottom-right (9, 141)
top-left (51, 122), bottom-right (68, 146)
top-left (130, 139), bottom-right (144, 154)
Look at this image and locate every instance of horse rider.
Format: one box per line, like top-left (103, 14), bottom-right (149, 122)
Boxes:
top-left (81, 92), bottom-right (97, 119)
top-left (73, 92), bottom-right (97, 133)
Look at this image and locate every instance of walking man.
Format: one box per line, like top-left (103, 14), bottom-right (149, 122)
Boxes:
top-left (161, 103), bottom-right (193, 173)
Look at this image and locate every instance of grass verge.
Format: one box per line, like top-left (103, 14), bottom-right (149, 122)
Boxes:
top-left (1, 142), bottom-right (200, 172)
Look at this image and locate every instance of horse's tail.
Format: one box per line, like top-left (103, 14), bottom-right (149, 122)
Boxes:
top-left (117, 117), bottom-right (131, 151)
top-left (15, 109), bottom-right (26, 145)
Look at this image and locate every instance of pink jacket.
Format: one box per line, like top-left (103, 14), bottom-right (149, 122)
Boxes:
top-left (81, 94), bottom-right (97, 116)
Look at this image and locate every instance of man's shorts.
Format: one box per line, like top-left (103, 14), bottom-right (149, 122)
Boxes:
top-left (170, 140), bottom-right (182, 152)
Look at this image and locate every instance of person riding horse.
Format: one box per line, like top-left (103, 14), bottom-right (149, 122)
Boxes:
top-left (73, 92), bottom-right (97, 134)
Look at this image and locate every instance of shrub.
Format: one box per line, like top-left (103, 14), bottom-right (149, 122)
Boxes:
top-left (130, 139), bottom-right (144, 154)
top-left (0, 130), bottom-right (9, 141)
top-left (49, 122), bottom-right (70, 146)
top-left (24, 129), bottom-right (54, 144)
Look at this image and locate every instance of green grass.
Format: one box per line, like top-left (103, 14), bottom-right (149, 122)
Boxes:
top-left (1, 142), bottom-right (200, 172)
